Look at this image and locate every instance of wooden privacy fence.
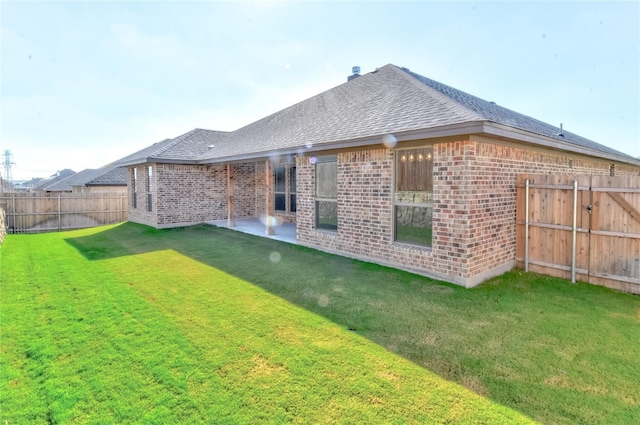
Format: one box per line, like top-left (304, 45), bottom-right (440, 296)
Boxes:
top-left (516, 174), bottom-right (640, 294)
top-left (0, 192), bottom-right (128, 234)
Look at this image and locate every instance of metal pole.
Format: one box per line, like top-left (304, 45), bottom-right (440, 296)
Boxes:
top-left (525, 178), bottom-right (530, 272)
top-left (571, 179), bottom-right (578, 283)
top-left (58, 193), bottom-right (62, 231)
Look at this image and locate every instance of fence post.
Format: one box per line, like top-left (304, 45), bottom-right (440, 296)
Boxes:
top-left (571, 179), bottom-right (578, 283)
top-left (12, 193), bottom-right (17, 234)
top-left (58, 193), bottom-right (62, 231)
top-left (525, 178), bottom-right (530, 272)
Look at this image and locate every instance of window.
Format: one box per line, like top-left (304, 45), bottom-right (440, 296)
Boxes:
top-left (290, 166), bottom-right (297, 213)
top-left (394, 147), bottom-right (433, 247)
top-left (274, 165), bottom-right (296, 213)
top-left (147, 165), bottom-right (153, 212)
top-left (274, 166), bottom-right (286, 211)
top-left (132, 167), bottom-right (138, 209)
top-left (315, 156), bottom-right (337, 230)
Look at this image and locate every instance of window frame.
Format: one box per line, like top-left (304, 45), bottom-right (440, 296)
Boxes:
top-left (289, 166), bottom-right (297, 213)
top-left (273, 164), bottom-right (297, 213)
top-left (274, 166), bottom-right (286, 212)
top-left (132, 167), bottom-right (138, 209)
top-left (147, 165), bottom-right (153, 212)
top-left (315, 156), bottom-right (338, 231)
top-left (393, 146), bottom-right (433, 248)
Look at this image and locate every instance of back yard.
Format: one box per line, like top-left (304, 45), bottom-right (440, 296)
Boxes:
top-left (1, 223), bottom-right (638, 424)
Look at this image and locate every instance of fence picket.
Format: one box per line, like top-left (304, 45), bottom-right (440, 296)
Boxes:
top-left (0, 192), bottom-right (128, 234)
top-left (517, 174), bottom-right (640, 294)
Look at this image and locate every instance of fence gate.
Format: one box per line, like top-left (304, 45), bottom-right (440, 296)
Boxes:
top-left (516, 174), bottom-right (640, 294)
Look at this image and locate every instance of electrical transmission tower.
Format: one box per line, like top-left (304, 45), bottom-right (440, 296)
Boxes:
top-left (3, 150), bottom-right (15, 182)
top-left (2, 150), bottom-right (16, 192)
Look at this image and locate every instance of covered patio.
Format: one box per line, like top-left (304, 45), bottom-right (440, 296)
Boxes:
top-left (208, 218), bottom-right (297, 245)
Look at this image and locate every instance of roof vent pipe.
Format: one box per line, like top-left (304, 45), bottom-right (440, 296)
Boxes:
top-left (558, 123), bottom-right (565, 138)
top-left (347, 66), bottom-right (361, 81)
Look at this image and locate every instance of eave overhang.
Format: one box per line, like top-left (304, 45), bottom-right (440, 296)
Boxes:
top-left (192, 120), bottom-right (640, 168)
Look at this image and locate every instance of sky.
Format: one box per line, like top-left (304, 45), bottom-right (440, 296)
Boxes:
top-left (1, 1), bottom-right (639, 181)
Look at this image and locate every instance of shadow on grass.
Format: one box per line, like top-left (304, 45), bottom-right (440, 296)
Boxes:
top-left (65, 222), bottom-right (640, 424)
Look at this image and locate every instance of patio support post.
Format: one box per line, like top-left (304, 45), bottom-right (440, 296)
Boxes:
top-left (265, 159), bottom-right (274, 235)
top-left (227, 164), bottom-right (235, 228)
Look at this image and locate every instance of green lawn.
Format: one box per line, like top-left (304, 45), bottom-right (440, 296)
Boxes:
top-left (1, 223), bottom-right (638, 424)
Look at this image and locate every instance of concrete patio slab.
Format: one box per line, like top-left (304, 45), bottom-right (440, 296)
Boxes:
top-left (208, 218), bottom-right (297, 245)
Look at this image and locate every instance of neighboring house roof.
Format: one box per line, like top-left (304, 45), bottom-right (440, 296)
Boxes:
top-left (44, 168), bottom-right (107, 192)
top-left (124, 64), bottom-right (640, 167)
top-left (42, 166), bottom-right (127, 192)
top-left (32, 169), bottom-right (76, 191)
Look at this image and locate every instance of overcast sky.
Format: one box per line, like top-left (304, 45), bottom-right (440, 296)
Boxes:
top-left (2, 1), bottom-right (639, 181)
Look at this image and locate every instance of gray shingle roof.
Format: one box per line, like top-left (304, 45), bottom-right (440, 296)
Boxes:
top-left (85, 167), bottom-right (127, 186)
top-left (196, 64), bottom-right (484, 162)
top-left (152, 128), bottom-right (230, 161)
top-left (32, 169), bottom-right (76, 191)
top-left (38, 166), bottom-right (127, 191)
top-left (128, 64), bottom-right (637, 165)
top-left (114, 137), bottom-right (177, 166)
top-left (399, 66), bottom-right (631, 158)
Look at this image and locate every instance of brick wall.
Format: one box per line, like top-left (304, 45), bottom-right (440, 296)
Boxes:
top-left (296, 147), bottom-right (469, 284)
top-left (233, 163), bottom-right (259, 219)
top-left (462, 138), bottom-right (638, 281)
top-left (128, 163), bottom-right (228, 227)
top-left (128, 165), bottom-right (155, 227)
top-left (127, 160), bottom-right (296, 228)
top-left (297, 138), bottom-right (640, 287)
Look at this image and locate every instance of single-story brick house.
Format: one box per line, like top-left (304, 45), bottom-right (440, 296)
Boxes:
top-left (119, 64), bottom-right (640, 287)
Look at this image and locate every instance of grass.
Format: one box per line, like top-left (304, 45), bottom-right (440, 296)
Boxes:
top-left (1, 223), bottom-right (638, 424)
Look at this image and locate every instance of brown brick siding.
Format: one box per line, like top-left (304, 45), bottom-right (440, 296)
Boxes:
top-left (128, 160), bottom-right (297, 228)
top-left (234, 163), bottom-right (259, 219)
top-left (128, 165), bottom-right (155, 227)
top-left (297, 138), bottom-right (639, 286)
top-left (463, 139), bottom-right (637, 279)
